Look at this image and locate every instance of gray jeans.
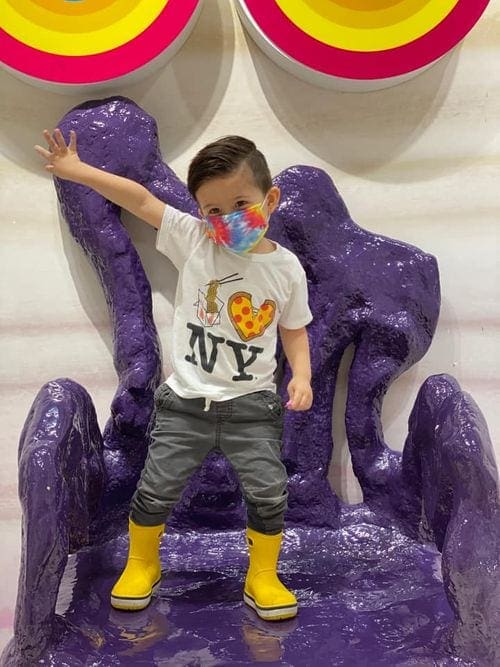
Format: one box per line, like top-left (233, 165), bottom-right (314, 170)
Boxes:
top-left (130, 384), bottom-right (288, 535)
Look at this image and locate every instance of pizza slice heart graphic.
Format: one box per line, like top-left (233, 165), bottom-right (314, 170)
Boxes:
top-left (228, 291), bottom-right (276, 341)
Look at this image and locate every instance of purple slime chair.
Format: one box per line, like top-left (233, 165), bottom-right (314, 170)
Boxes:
top-left (2, 97), bottom-right (499, 666)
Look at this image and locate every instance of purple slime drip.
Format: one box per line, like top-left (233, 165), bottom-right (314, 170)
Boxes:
top-left (270, 165), bottom-right (441, 525)
top-left (2, 97), bottom-right (499, 666)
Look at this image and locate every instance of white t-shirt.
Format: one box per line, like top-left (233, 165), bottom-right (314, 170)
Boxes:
top-left (155, 204), bottom-right (313, 405)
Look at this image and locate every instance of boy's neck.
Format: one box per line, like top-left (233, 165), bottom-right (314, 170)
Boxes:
top-left (249, 237), bottom-right (276, 254)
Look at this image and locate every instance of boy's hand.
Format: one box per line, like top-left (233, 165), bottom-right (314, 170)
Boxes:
top-left (34, 128), bottom-right (82, 180)
top-left (285, 376), bottom-right (313, 411)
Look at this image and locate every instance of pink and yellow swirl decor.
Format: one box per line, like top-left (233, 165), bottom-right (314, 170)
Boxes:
top-left (0, 0), bottom-right (202, 88)
top-left (236, 0), bottom-right (491, 90)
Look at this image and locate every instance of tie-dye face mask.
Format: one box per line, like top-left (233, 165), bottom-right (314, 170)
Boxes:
top-left (203, 200), bottom-right (269, 254)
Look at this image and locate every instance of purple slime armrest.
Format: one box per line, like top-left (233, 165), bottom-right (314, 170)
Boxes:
top-left (402, 374), bottom-right (500, 663)
top-left (10, 380), bottom-right (104, 663)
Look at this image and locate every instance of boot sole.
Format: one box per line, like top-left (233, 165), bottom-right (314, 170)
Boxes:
top-left (110, 577), bottom-right (161, 611)
top-left (243, 591), bottom-right (298, 621)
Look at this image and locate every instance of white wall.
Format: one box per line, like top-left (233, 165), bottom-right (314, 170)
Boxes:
top-left (0, 0), bottom-right (498, 649)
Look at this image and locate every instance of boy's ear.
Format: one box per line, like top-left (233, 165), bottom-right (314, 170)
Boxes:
top-left (267, 185), bottom-right (281, 214)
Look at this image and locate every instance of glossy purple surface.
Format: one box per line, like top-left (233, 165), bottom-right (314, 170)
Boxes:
top-left (2, 97), bottom-right (499, 666)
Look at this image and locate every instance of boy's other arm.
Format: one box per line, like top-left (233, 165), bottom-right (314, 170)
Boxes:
top-left (35, 128), bottom-right (165, 229)
top-left (278, 325), bottom-right (313, 411)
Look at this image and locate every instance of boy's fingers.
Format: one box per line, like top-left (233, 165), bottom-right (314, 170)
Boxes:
top-left (54, 128), bottom-right (67, 150)
top-left (290, 391), bottom-right (312, 411)
top-left (34, 145), bottom-right (52, 160)
top-left (69, 130), bottom-right (77, 152)
top-left (43, 129), bottom-right (58, 152)
top-left (287, 384), bottom-right (313, 410)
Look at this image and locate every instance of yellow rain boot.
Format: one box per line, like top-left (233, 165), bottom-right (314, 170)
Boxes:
top-left (110, 518), bottom-right (164, 611)
top-left (244, 527), bottom-right (298, 621)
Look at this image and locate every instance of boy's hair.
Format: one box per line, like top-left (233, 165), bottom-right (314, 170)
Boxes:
top-left (187, 136), bottom-right (273, 198)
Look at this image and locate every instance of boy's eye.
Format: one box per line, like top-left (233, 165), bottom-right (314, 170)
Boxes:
top-left (207, 208), bottom-right (221, 216)
top-left (235, 200), bottom-right (248, 209)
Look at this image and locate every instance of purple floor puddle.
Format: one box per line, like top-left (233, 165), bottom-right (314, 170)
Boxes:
top-left (44, 524), bottom-right (463, 666)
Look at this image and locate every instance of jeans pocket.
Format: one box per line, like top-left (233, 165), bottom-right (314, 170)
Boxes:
top-left (259, 390), bottom-right (284, 420)
top-left (154, 383), bottom-right (175, 410)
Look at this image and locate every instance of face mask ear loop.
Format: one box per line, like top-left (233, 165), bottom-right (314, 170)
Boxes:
top-left (260, 195), bottom-right (271, 223)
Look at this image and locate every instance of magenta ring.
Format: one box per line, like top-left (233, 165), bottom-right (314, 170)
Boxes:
top-left (0, 0), bottom-right (200, 85)
top-left (241, 0), bottom-right (490, 80)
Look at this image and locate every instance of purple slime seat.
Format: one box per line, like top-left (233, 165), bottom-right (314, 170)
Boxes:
top-left (2, 97), bottom-right (499, 666)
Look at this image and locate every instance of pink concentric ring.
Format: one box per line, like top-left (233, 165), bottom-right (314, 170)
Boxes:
top-left (0, 0), bottom-right (200, 85)
top-left (241, 0), bottom-right (490, 80)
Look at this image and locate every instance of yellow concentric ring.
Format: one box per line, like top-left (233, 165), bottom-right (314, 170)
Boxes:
top-left (3, 0), bottom-right (167, 55)
top-left (332, 0), bottom-right (404, 9)
top-left (276, 0), bottom-right (460, 51)
top-left (30, 0), bottom-right (117, 16)
top-left (10, 0), bottom-right (140, 35)
top-left (297, 0), bottom-right (430, 29)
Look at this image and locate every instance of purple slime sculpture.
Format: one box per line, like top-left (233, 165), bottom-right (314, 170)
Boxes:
top-left (2, 97), bottom-right (499, 666)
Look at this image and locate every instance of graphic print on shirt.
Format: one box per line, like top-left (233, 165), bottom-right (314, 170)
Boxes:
top-left (186, 273), bottom-right (276, 381)
top-left (228, 291), bottom-right (276, 342)
top-left (194, 272), bottom-right (243, 327)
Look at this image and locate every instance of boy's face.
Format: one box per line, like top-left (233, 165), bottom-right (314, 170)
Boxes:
top-left (196, 163), bottom-right (280, 221)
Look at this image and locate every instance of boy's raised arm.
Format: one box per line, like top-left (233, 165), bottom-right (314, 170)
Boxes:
top-left (34, 128), bottom-right (165, 230)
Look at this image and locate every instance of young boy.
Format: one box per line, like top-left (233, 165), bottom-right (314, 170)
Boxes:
top-left (35, 130), bottom-right (313, 621)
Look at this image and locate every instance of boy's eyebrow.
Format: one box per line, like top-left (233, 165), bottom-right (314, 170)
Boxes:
top-left (201, 195), bottom-right (251, 209)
